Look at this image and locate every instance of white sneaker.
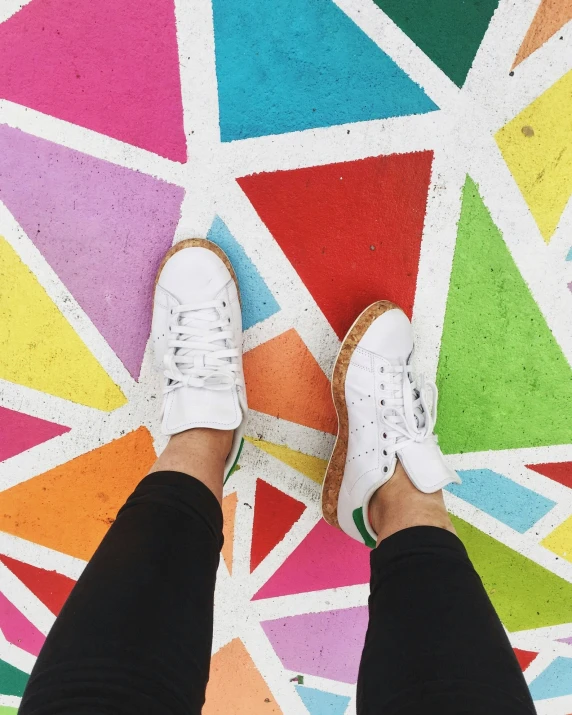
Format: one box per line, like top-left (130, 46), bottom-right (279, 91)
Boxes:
top-left (151, 239), bottom-right (247, 481)
top-left (322, 302), bottom-right (460, 546)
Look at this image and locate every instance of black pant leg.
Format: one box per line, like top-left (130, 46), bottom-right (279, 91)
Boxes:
top-left (357, 526), bottom-right (536, 715)
top-left (19, 471), bottom-right (222, 715)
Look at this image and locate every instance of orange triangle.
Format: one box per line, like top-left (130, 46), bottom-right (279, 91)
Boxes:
top-left (221, 492), bottom-right (238, 575)
top-left (243, 329), bottom-right (337, 434)
top-left (0, 427), bottom-right (156, 561)
top-left (514, 0), bottom-right (572, 67)
top-left (204, 638), bottom-right (282, 714)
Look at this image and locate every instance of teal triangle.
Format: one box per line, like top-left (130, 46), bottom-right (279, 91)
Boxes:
top-left (373, 0), bottom-right (500, 87)
top-left (212, 0), bottom-right (437, 141)
top-left (436, 177), bottom-right (572, 453)
top-left (296, 685), bottom-right (351, 714)
top-left (529, 657), bottom-right (572, 700)
top-left (0, 657), bottom-right (29, 697)
top-left (207, 217), bottom-right (280, 330)
top-left (566, 246), bottom-right (572, 261)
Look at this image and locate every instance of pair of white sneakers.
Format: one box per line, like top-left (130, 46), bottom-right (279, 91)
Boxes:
top-left (152, 241), bottom-right (460, 547)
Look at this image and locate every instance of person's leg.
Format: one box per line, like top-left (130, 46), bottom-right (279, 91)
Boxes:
top-left (356, 463), bottom-right (536, 715)
top-left (19, 429), bottom-right (231, 715)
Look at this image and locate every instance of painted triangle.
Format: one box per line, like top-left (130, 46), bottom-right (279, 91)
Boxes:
top-left (529, 657), bottom-right (572, 700)
top-left (513, 0), bottom-right (572, 67)
top-left (436, 177), bottom-right (572, 453)
top-left (373, 0), bottom-right (500, 86)
top-left (296, 685), bottom-right (351, 715)
top-left (0, 0), bottom-right (186, 160)
top-left (238, 152), bottom-right (433, 339)
top-left (495, 71), bottom-right (572, 242)
top-left (541, 515), bottom-right (572, 564)
top-left (221, 492), bottom-right (238, 575)
top-left (243, 330), bottom-right (337, 434)
top-left (0, 591), bottom-right (45, 656)
top-left (0, 555), bottom-right (75, 616)
top-left (204, 639), bottom-right (282, 713)
top-left (246, 437), bottom-right (328, 485)
top-left (253, 519), bottom-right (369, 599)
top-left (451, 515), bottom-right (572, 631)
top-left (0, 658), bottom-right (29, 697)
top-left (514, 648), bottom-right (538, 671)
top-left (0, 406), bottom-right (70, 462)
top-left (0, 125), bottom-right (184, 379)
top-left (0, 427), bottom-right (156, 561)
top-left (212, 0), bottom-right (436, 142)
top-left (207, 217), bottom-right (280, 330)
top-left (251, 480), bottom-right (306, 572)
top-left (0, 236), bottom-right (126, 411)
top-left (526, 462), bottom-right (572, 489)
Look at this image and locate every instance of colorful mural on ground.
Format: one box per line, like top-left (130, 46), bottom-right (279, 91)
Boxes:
top-left (0, 0), bottom-right (571, 712)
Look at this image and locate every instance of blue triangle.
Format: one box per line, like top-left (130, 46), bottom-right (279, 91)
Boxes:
top-left (566, 247), bottom-right (572, 261)
top-left (207, 216), bottom-right (280, 330)
top-left (212, 0), bottom-right (438, 141)
top-left (296, 685), bottom-right (351, 714)
top-left (529, 657), bottom-right (572, 700)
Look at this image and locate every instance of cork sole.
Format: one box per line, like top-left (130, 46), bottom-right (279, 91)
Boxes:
top-left (154, 238), bottom-right (241, 305)
top-left (321, 300), bottom-right (401, 530)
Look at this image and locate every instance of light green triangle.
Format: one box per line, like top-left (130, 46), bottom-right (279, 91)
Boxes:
top-left (435, 177), bottom-right (572, 453)
top-left (0, 707), bottom-right (18, 714)
top-left (452, 515), bottom-right (572, 632)
top-left (0, 237), bottom-right (126, 411)
top-left (246, 436), bottom-right (327, 485)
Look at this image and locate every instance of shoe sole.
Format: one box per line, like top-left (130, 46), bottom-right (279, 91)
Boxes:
top-left (321, 300), bottom-right (401, 530)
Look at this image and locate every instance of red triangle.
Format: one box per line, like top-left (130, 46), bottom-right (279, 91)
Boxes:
top-left (513, 648), bottom-right (538, 672)
top-left (0, 554), bottom-right (76, 616)
top-left (0, 0), bottom-right (186, 162)
top-left (250, 480), bottom-right (306, 572)
top-left (237, 152), bottom-right (433, 338)
top-left (0, 406), bottom-right (70, 462)
top-left (526, 462), bottom-right (572, 489)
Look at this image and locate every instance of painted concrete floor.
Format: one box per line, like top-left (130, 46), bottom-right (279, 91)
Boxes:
top-left (1, 0), bottom-right (572, 712)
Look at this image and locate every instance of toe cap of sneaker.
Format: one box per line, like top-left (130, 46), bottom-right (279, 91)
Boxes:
top-left (158, 246), bottom-right (232, 304)
top-left (357, 308), bottom-right (413, 360)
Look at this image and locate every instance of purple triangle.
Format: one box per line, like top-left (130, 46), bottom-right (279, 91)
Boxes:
top-left (253, 519), bottom-right (370, 600)
top-left (0, 406), bottom-right (70, 462)
top-left (261, 606), bottom-right (368, 684)
top-left (0, 125), bottom-right (184, 378)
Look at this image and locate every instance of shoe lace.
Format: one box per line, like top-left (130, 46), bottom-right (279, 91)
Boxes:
top-left (380, 359), bottom-right (437, 454)
top-left (163, 300), bottom-right (242, 394)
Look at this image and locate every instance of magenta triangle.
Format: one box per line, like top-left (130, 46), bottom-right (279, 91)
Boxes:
top-left (0, 406), bottom-right (70, 462)
top-left (0, 126), bottom-right (184, 379)
top-left (253, 518), bottom-right (370, 600)
top-left (0, 0), bottom-right (186, 161)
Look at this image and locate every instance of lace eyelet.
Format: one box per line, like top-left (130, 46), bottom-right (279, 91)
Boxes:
top-left (228, 318), bottom-right (231, 323)
top-left (380, 384), bottom-right (384, 390)
top-left (222, 301), bottom-right (226, 307)
top-left (382, 432), bottom-right (387, 439)
top-left (380, 400), bottom-right (385, 406)
top-left (383, 450), bottom-right (387, 456)
top-left (379, 366), bottom-right (384, 373)
top-left (383, 466), bottom-right (389, 473)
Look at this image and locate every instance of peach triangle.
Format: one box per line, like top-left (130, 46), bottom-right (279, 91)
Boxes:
top-left (246, 437), bottom-right (328, 485)
top-left (221, 492), bottom-right (237, 575)
top-left (204, 638), bottom-right (282, 714)
top-left (0, 428), bottom-right (156, 561)
top-left (243, 329), bottom-right (337, 434)
top-left (513, 0), bottom-right (572, 67)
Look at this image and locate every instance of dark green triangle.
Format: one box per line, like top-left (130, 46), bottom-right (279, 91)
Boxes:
top-left (452, 515), bottom-right (572, 632)
top-left (0, 657), bottom-right (29, 697)
top-left (373, 0), bottom-right (499, 87)
top-left (435, 176), bottom-right (572, 454)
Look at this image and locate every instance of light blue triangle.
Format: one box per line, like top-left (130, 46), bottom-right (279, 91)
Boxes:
top-left (212, 0), bottom-right (438, 141)
top-left (207, 216), bottom-right (280, 330)
top-left (566, 247), bottom-right (572, 261)
top-left (529, 657), bottom-right (572, 700)
top-left (296, 685), bottom-right (351, 714)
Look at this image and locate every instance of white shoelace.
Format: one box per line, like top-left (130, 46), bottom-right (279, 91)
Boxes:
top-left (379, 360), bottom-right (437, 454)
top-left (163, 300), bottom-right (242, 394)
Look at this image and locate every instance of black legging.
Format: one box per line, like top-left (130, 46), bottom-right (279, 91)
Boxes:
top-left (19, 471), bottom-right (536, 714)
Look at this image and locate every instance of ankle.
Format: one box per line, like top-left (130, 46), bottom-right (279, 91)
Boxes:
top-left (370, 461), bottom-right (456, 546)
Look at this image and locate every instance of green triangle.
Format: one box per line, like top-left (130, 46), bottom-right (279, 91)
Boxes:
top-left (0, 657), bottom-right (29, 697)
top-left (373, 0), bottom-right (499, 87)
top-left (435, 177), bottom-right (572, 453)
top-left (452, 515), bottom-right (572, 632)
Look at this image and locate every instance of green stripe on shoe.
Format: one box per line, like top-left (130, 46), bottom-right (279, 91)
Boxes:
top-left (352, 507), bottom-right (376, 548)
top-left (224, 437), bottom-right (244, 484)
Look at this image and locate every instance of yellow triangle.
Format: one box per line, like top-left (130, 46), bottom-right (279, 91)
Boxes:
top-left (542, 515), bottom-right (572, 564)
top-left (495, 70), bottom-right (572, 243)
top-left (221, 492), bottom-right (237, 575)
top-left (246, 436), bottom-right (327, 485)
top-left (0, 237), bottom-right (126, 410)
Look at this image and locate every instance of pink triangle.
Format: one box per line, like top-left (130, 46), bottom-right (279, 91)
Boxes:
top-left (0, 592), bottom-right (46, 656)
top-left (253, 518), bottom-right (370, 600)
top-left (0, 126), bottom-right (184, 379)
top-left (0, 406), bottom-right (69, 462)
top-left (0, 0), bottom-right (186, 161)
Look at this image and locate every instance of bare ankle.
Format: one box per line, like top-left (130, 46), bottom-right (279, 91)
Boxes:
top-left (370, 461), bottom-right (456, 546)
